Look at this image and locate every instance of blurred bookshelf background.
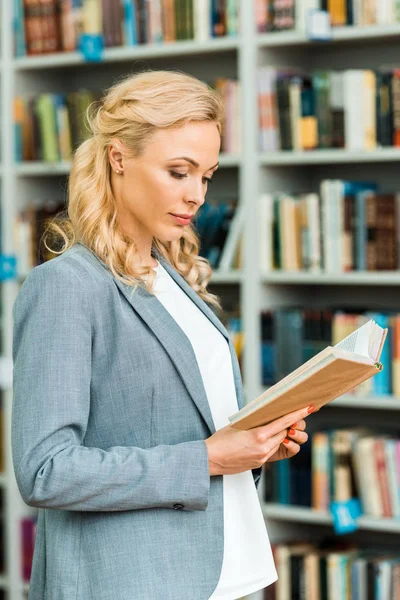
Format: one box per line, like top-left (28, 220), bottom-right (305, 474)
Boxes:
top-left (2, 0), bottom-right (400, 598)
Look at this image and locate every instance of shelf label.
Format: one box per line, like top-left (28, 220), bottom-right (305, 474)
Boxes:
top-left (307, 10), bottom-right (332, 41)
top-left (79, 34), bottom-right (104, 62)
top-left (0, 255), bottom-right (17, 280)
top-left (330, 498), bottom-right (362, 535)
top-left (0, 357), bottom-right (13, 390)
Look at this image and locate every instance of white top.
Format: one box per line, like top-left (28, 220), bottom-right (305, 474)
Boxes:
top-left (152, 262), bottom-right (277, 600)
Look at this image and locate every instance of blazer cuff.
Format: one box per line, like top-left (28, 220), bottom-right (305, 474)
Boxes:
top-left (173, 440), bottom-right (210, 511)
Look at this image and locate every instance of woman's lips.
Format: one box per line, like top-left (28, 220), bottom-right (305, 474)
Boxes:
top-left (170, 214), bottom-right (192, 225)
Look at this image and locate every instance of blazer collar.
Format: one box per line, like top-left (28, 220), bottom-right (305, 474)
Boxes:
top-left (75, 243), bottom-right (243, 432)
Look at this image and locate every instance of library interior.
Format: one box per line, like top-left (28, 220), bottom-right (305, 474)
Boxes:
top-left (3, 1), bottom-right (400, 599)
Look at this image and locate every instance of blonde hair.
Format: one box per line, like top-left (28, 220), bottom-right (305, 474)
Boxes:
top-left (44, 70), bottom-right (225, 308)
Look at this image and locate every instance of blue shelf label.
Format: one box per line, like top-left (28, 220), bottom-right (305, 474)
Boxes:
top-left (79, 34), bottom-right (104, 62)
top-left (330, 498), bottom-right (363, 535)
top-left (0, 255), bottom-right (17, 280)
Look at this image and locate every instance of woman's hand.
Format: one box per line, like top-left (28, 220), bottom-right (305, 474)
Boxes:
top-left (266, 418), bottom-right (308, 462)
top-left (204, 405), bottom-right (314, 476)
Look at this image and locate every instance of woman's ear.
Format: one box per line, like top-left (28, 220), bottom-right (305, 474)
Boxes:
top-left (108, 139), bottom-right (124, 174)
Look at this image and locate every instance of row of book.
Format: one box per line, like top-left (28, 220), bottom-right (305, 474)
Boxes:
top-left (261, 310), bottom-right (397, 396)
top-left (195, 200), bottom-right (241, 270)
top-left (264, 542), bottom-right (400, 600)
top-left (14, 197), bottom-right (244, 278)
top-left (257, 67), bottom-right (400, 152)
top-left (264, 428), bottom-right (400, 520)
top-left (15, 0), bottom-right (239, 57)
top-left (256, 0), bottom-right (400, 33)
top-left (259, 182), bottom-right (400, 273)
top-left (14, 78), bottom-right (240, 162)
top-left (14, 199), bottom-right (66, 277)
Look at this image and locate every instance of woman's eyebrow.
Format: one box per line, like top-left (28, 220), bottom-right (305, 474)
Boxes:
top-left (168, 156), bottom-right (219, 170)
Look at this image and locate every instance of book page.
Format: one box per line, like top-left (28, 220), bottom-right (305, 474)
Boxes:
top-left (334, 319), bottom-right (383, 360)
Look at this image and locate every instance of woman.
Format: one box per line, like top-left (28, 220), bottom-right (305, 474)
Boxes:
top-left (12, 70), bottom-right (311, 600)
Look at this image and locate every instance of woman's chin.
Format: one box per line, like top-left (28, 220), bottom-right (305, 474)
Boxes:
top-left (156, 228), bottom-right (187, 243)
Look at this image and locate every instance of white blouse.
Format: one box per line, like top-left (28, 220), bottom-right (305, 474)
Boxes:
top-left (152, 262), bottom-right (277, 600)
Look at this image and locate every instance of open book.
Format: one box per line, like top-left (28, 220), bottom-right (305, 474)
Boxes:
top-left (229, 319), bottom-right (388, 431)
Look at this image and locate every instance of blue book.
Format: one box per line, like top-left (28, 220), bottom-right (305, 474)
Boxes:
top-left (14, 0), bottom-right (26, 57)
top-left (123, 0), bottom-right (138, 46)
top-left (276, 458), bottom-right (291, 504)
top-left (342, 181), bottom-right (377, 271)
top-left (368, 313), bottom-right (391, 395)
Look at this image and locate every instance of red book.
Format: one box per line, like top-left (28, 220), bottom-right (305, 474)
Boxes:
top-left (24, 0), bottom-right (44, 55)
top-left (21, 517), bottom-right (36, 582)
top-left (375, 438), bottom-right (392, 518)
top-left (393, 69), bottom-right (400, 147)
top-left (39, 0), bottom-right (61, 53)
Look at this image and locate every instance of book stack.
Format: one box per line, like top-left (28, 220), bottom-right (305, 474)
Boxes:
top-left (260, 309), bottom-right (400, 396)
top-left (15, 0), bottom-right (240, 57)
top-left (14, 90), bottom-right (99, 162)
top-left (266, 542), bottom-right (400, 600)
top-left (195, 199), bottom-right (240, 269)
top-left (257, 67), bottom-right (400, 152)
top-left (14, 199), bottom-right (67, 278)
top-left (256, 0), bottom-right (400, 33)
top-left (264, 428), bottom-right (400, 520)
top-left (259, 182), bottom-right (400, 273)
top-left (312, 429), bottom-right (400, 519)
top-left (14, 77), bottom-right (240, 162)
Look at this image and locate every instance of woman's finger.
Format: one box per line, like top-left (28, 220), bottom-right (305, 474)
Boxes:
top-left (289, 419), bottom-right (306, 432)
top-left (287, 429), bottom-right (308, 445)
top-left (282, 439), bottom-right (301, 455)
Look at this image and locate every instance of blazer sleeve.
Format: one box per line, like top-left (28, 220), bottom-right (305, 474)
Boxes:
top-left (12, 262), bottom-right (210, 512)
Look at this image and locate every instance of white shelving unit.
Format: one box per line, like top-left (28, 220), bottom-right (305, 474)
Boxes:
top-left (252, 6), bottom-right (400, 596)
top-left (2, 1), bottom-right (400, 599)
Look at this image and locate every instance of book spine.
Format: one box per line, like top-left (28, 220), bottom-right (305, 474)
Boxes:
top-left (327, 0), bottom-right (347, 25)
top-left (24, 0), bottom-right (44, 54)
top-left (15, 0), bottom-right (28, 56)
top-left (375, 438), bottom-right (392, 517)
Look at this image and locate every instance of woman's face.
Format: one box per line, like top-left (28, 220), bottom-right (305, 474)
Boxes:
top-left (109, 120), bottom-right (221, 258)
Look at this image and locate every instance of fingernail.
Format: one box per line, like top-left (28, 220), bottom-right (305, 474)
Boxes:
top-left (291, 422), bottom-right (298, 428)
top-left (307, 406), bottom-right (315, 414)
top-left (283, 438), bottom-right (290, 444)
top-left (289, 428), bottom-right (295, 436)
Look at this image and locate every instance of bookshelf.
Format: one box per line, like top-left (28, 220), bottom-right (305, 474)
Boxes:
top-left (4, 1), bottom-right (400, 599)
top-left (255, 3), bottom-right (400, 598)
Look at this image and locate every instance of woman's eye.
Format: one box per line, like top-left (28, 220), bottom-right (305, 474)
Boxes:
top-left (203, 177), bottom-right (213, 185)
top-left (169, 171), bottom-right (187, 179)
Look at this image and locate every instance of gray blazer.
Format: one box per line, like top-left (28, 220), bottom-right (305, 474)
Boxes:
top-left (12, 242), bottom-right (261, 600)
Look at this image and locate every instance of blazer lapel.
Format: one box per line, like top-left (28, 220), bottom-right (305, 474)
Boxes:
top-left (158, 257), bottom-right (245, 411)
top-left (112, 278), bottom-right (216, 433)
top-left (75, 243), bottom-right (244, 426)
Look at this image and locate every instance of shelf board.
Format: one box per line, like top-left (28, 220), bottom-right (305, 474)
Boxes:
top-left (263, 503), bottom-right (400, 533)
top-left (257, 24), bottom-right (400, 47)
top-left (210, 270), bottom-right (242, 284)
top-left (330, 395), bottom-right (400, 409)
top-left (14, 37), bottom-right (239, 70)
top-left (15, 161), bottom-right (72, 176)
top-left (260, 148), bottom-right (400, 166)
top-left (261, 271), bottom-right (400, 285)
top-left (254, 387), bottom-right (400, 410)
top-left (15, 153), bottom-right (240, 176)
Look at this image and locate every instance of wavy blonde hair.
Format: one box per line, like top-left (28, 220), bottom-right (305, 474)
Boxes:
top-left (44, 70), bottom-right (225, 308)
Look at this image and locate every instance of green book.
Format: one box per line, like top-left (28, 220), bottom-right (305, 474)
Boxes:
top-left (35, 94), bottom-right (59, 163)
